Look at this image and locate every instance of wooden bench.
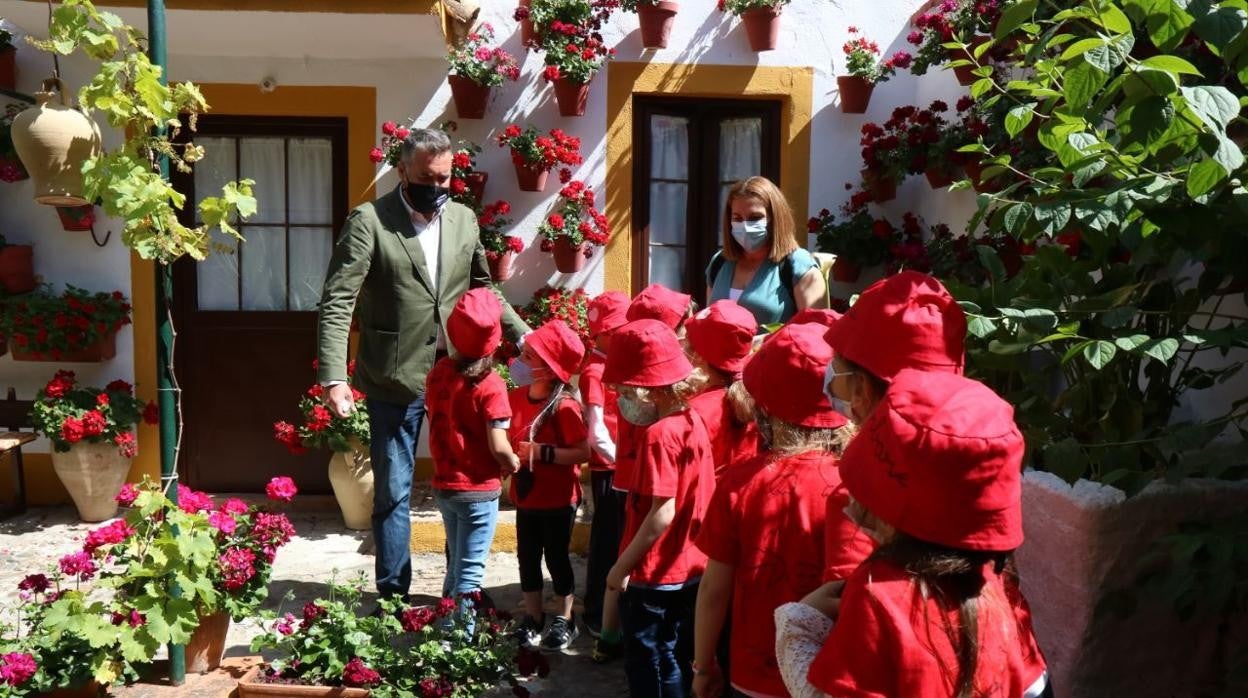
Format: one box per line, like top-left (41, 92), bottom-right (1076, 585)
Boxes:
top-left (0, 388), bottom-right (35, 518)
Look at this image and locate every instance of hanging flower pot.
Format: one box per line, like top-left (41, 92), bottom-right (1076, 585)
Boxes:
top-left (56, 204), bottom-right (95, 232)
top-left (518, 0), bottom-right (537, 47)
top-left (962, 157), bottom-right (1001, 193)
top-left (327, 441), bottom-right (374, 531)
top-left (50, 441), bottom-right (132, 522)
top-left (741, 7), bottom-right (781, 51)
top-left (0, 243), bottom-right (35, 294)
top-left (638, 1), bottom-right (680, 49)
top-left (10, 78), bottom-right (102, 207)
top-left (0, 157), bottom-right (29, 183)
top-left (488, 250), bottom-right (516, 282)
top-left (447, 74), bottom-right (491, 120)
top-left (11, 330), bottom-right (118, 363)
top-left (513, 162), bottom-right (549, 192)
top-left (950, 35), bottom-right (992, 86)
top-left (860, 168), bottom-right (897, 203)
top-left (925, 167), bottom-right (955, 189)
top-left (0, 46), bottom-right (15, 91)
top-left (464, 171), bottom-right (488, 203)
top-left (837, 75), bottom-right (875, 114)
top-left (551, 237), bottom-right (588, 273)
top-left (186, 611), bottom-right (231, 674)
top-left (831, 257), bottom-right (862, 283)
top-left (553, 77), bottom-right (591, 117)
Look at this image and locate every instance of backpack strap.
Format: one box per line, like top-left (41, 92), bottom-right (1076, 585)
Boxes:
top-left (707, 250), bottom-right (727, 289)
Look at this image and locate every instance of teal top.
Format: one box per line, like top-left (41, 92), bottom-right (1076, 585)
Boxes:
top-left (705, 248), bottom-right (818, 327)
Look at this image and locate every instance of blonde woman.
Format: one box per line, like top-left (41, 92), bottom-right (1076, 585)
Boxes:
top-left (705, 176), bottom-right (827, 326)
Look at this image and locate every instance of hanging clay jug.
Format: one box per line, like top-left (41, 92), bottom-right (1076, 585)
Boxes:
top-left (11, 78), bottom-right (102, 207)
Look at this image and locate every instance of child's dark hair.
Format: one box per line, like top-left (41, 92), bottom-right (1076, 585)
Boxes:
top-left (456, 355), bottom-right (495, 382)
top-left (869, 534), bottom-right (1014, 698)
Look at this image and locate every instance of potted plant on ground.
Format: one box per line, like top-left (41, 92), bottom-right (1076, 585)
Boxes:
top-left (837, 26), bottom-right (912, 114)
top-left (809, 202), bottom-right (890, 282)
top-left (718, 0), bottom-right (789, 52)
top-left (0, 285), bottom-right (131, 362)
top-left (0, 25), bottom-right (15, 90)
top-left (623, 0), bottom-right (680, 50)
top-left (478, 199), bottom-right (522, 282)
top-left (1, 103), bottom-right (29, 183)
top-left (537, 177), bottom-right (609, 273)
top-left (274, 361), bottom-right (371, 531)
top-left (531, 0), bottom-right (617, 117)
top-left (445, 24), bottom-right (520, 120)
top-left (0, 234), bottom-right (35, 294)
top-left (494, 124), bottom-right (582, 192)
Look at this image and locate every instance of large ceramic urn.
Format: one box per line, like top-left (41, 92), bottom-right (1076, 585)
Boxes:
top-left (10, 78), bottom-right (102, 207)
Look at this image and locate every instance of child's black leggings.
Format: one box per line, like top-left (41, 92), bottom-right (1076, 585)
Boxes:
top-left (516, 506), bottom-right (577, 596)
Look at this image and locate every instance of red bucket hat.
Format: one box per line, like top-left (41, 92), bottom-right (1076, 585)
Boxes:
top-left (789, 308), bottom-right (842, 329)
top-left (526, 319), bottom-right (586, 384)
top-left (626, 284), bottom-right (692, 330)
top-left (823, 271), bottom-right (966, 381)
top-left (588, 291), bottom-right (630, 337)
top-left (685, 300), bottom-right (756, 376)
top-left (839, 368), bottom-right (1024, 552)
top-left (447, 288), bottom-right (502, 360)
top-left (603, 319), bottom-right (693, 387)
top-left (743, 323), bottom-right (848, 429)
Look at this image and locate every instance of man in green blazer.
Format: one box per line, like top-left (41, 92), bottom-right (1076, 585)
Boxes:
top-left (317, 127), bottom-right (527, 602)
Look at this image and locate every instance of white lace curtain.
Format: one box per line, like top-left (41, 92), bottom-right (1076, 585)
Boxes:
top-left (648, 114), bottom-right (690, 293)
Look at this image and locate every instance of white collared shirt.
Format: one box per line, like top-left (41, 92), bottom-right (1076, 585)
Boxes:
top-left (399, 189), bottom-right (447, 351)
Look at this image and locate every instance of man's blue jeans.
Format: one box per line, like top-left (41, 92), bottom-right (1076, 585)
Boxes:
top-left (434, 494), bottom-right (499, 599)
top-left (368, 396), bottom-right (426, 597)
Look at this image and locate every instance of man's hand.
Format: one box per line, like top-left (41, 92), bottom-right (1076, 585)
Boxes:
top-left (692, 663), bottom-right (724, 698)
top-left (326, 383), bottom-right (356, 418)
top-left (606, 563), bottom-right (630, 593)
top-left (801, 580), bottom-right (845, 620)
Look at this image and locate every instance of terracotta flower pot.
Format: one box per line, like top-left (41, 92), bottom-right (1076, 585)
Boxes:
top-left (950, 35), bottom-right (991, 86)
top-left (518, 0), bottom-right (537, 47)
top-left (464, 171), bottom-right (488, 203)
top-left (924, 167), bottom-right (955, 189)
top-left (513, 161), bottom-right (548, 192)
top-left (553, 77), bottom-right (591, 117)
top-left (488, 250), bottom-right (515, 282)
top-left (56, 205), bottom-right (95, 232)
top-left (837, 75), bottom-right (875, 114)
top-left (0, 244), bottom-right (35, 294)
top-left (637, 1), bottom-right (679, 49)
top-left (860, 168), bottom-right (897, 203)
top-left (0, 47), bottom-right (15, 91)
top-left (11, 329), bottom-right (118, 363)
top-left (186, 611), bottom-right (230, 674)
top-left (327, 442), bottom-right (373, 531)
top-left (552, 238), bottom-right (588, 273)
top-left (51, 442), bottom-right (132, 523)
top-left (10, 78), bottom-right (103, 207)
top-left (237, 667), bottom-right (372, 698)
top-left (741, 7), bottom-right (781, 51)
top-left (447, 74), bottom-right (490, 120)
top-left (831, 257), bottom-right (861, 283)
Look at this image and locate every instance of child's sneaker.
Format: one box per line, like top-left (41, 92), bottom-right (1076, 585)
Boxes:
top-left (584, 617), bottom-right (602, 639)
top-left (540, 614), bottom-right (579, 652)
top-left (512, 614), bottom-right (545, 648)
top-left (591, 635), bottom-right (624, 664)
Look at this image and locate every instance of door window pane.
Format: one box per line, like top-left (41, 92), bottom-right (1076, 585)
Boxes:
top-left (648, 246), bottom-right (686, 293)
top-left (650, 115), bottom-right (689, 179)
top-left (289, 227), bottom-right (332, 311)
top-left (289, 138), bottom-right (333, 225)
top-left (241, 138), bottom-right (286, 224)
top-left (648, 183), bottom-right (688, 245)
top-left (719, 118), bottom-right (762, 183)
top-left (198, 227), bottom-right (240, 311)
top-left (240, 226), bottom-right (287, 311)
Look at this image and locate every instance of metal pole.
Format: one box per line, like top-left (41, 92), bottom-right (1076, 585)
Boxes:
top-left (146, 0), bottom-right (185, 685)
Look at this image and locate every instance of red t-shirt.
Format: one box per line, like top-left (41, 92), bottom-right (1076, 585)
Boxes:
top-left (696, 451), bottom-right (871, 696)
top-left (578, 352), bottom-right (620, 472)
top-left (824, 487), bottom-right (878, 583)
top-left (613, 419), bottom-right (641, 492)
top-left (620, 409), bottom-right (716, 586)
top-left (686, 387), bottom-right (759, 476)
top-left (425, 358), bottom-right (511, 492)
top-left (808, 558), bottom-right (1048, 698)
top-left (506, 388), bottom-right (588, 510)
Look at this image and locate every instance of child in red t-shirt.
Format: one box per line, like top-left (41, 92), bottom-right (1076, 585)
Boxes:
top-left (776, 370), bottom-right (1049, 698)
top-left (693, 323), bottom-right (871, 698)
top-left (684, 299), bottom-right (760, 477)
top-left (425, 289), bottom-right (520, 608)
top-left (579, 291), bottom-right (630, 660)
top-left (603, 319), bottom-right (716, 697)
top-left (506, 320), bottom-right (590, 653)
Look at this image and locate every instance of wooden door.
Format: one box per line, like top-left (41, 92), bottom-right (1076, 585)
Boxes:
top-left (172, 116), bottom-right (348, 493)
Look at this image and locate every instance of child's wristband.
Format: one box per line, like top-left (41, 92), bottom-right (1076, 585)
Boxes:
top-left (540, 443), bottom-right (556, 463)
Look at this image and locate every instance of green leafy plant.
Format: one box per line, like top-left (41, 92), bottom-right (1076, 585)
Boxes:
top-left (0, 25), bottom-right (12, 51)
top-left (536, 178), bottom-right (609, 253)
top-left (446, 23), bottom-right (520, 88)
top-left (273, 361), bottom-right (370, 455)
top-left (33, 0), bottom-right (256, 263)
top-left (810, 204), bottom-right (891, 269)
top-left (516, 286), bottom-right (592, 348)
top-left (29, 371), bottom-right (153, 455)
top-left (0, 286), bottom-right (132, 359)
top-left (841, 26), bottom-right (913, 83)
top-left (718, 0), bottom-right (790, 16)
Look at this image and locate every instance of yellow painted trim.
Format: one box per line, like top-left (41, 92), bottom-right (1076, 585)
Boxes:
top-left (128, 84), bottom-right (377, 493)
top-left (604, 62), bottom-right (814, 295)
top-left (18, 0), bottom-right (437, 13)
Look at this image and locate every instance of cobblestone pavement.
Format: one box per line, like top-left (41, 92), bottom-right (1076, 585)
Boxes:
top-left (0, 507), bottom-right (629, 697)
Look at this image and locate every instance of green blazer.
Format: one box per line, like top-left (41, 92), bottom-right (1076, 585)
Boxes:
top-left (316, 187), bottom-right (528, 405)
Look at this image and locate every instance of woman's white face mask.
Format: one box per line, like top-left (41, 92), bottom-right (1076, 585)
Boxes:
top-left (730, 219), bottom-right (769, 252)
